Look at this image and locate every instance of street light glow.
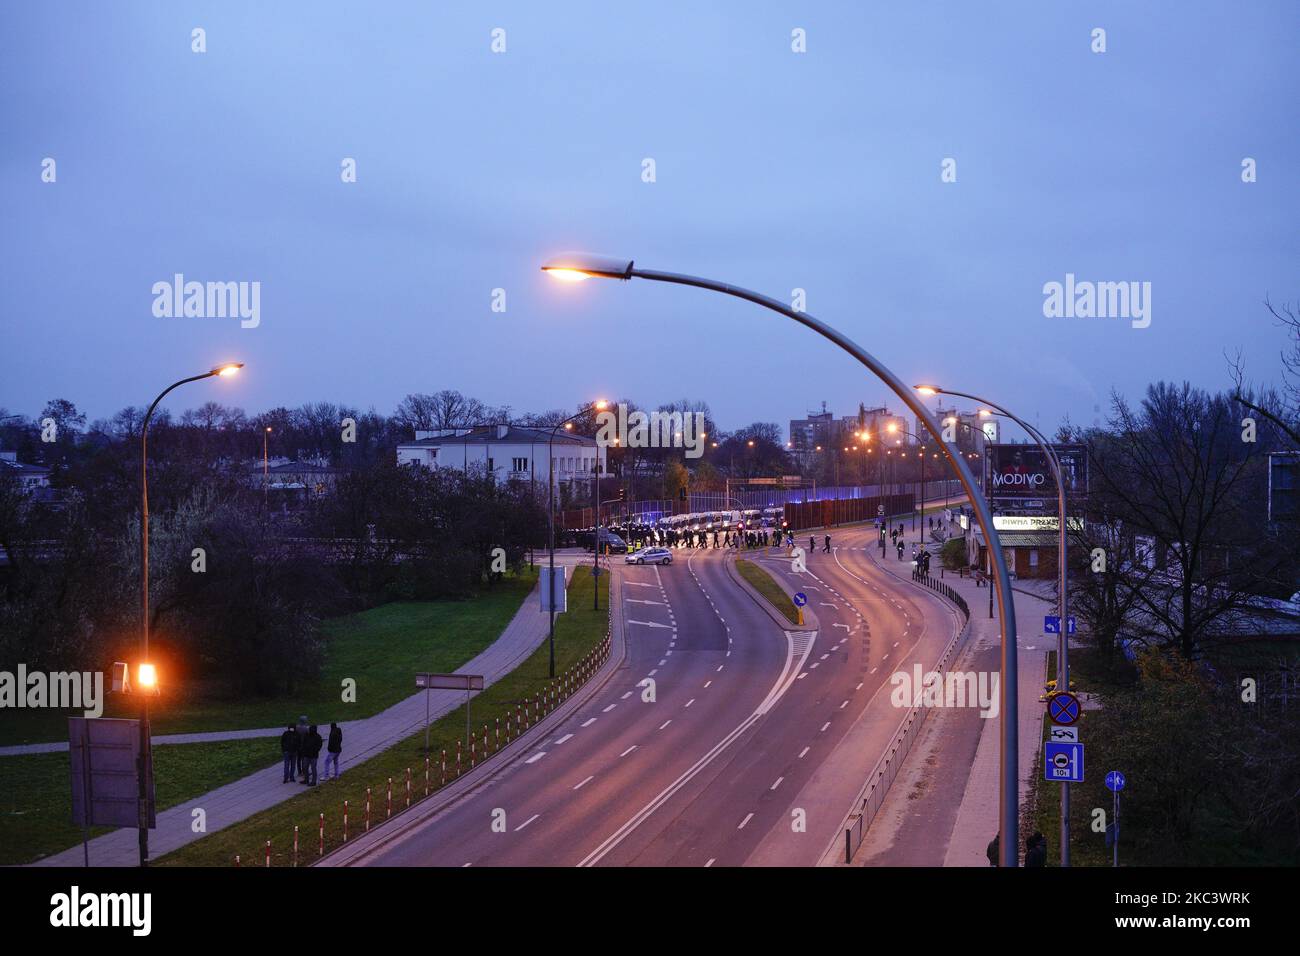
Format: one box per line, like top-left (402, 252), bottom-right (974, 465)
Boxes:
top-left (213, 363), bottom-right (243, 377)
top-left (137, 662), bottom-right (158, 690)
top-left (541, 253), bottom-right (635, 281)
top-left (915, 384), bottom-right (941, 396)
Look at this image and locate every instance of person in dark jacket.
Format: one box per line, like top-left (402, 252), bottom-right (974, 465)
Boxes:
top-left (324, 722), bottom-right (343, 780)
top-left (1025, 832), bottom-right (1047, 867)
top-left (280, 724), bottom-right (298, 782)
top-left (302, 724), bottom-right (323, 786)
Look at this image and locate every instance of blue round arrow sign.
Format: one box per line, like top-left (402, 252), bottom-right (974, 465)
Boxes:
top-left (793, 592), bottom-right (808, 607)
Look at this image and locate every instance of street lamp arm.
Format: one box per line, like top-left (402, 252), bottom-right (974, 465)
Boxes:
top-left (620, 264), bottom-right (1020, 864)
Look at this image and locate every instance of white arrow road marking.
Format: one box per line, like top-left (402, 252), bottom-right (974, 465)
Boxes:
top-left (624, 581), bottom-right (656, 588)
top-left (625, 598), bottom-right (666, 605)
top-left (627, 619), bottom-right (675, 629)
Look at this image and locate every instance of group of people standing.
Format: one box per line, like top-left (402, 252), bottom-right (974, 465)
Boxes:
top-left (280, 717), bottom-right (343, 786)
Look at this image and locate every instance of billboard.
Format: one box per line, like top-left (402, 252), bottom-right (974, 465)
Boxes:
top-left (986, 443), bottom-right (1088, 506)
top-left (1268, 452), bottom-right (1300, 526)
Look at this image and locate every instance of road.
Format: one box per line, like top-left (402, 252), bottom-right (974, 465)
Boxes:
top-left (334, 522), bottom-right (961, 866)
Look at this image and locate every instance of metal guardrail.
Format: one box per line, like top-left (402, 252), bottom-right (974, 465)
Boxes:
top-left (841, 569), bottom-right (973, 863)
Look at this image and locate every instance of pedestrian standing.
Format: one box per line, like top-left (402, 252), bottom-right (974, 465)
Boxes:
top-left (281, 724), bottom-right (298, 783)
top-left (324, 722), bottom-right (343, 780)
top-left (304, 724), bottom-right (323, 786)
top-left (823, 534), bottom-right (831, 553)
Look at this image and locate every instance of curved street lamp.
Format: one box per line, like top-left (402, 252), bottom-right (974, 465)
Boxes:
top-left (919, 383), bottom-right (1074, 866)
top-left (547, 400), bottom-right (609, 677)
top-left (542, 253), bottom-right (1020, 864)
top-left (138, 361), bottom-right (242, 865)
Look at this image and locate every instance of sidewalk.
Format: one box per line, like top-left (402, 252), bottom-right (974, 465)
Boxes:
top-left (31, 579), bottom-right (555, 866)
top-left (847, 529), bottom-right (1053, 866)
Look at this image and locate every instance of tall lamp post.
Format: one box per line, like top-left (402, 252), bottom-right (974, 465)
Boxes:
top-left (262, 426), bottom-right (272, 507)
top-left (543, 254), bottom-right (1020, 864)
top-left (139, 361), bottom-right (242, 865)
top-left (921, 384), bottom-right (1071, 865)
top-left (547, 400), bottom-right (608, 678)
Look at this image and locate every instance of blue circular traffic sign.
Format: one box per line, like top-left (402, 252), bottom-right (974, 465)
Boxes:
top-left (793, 592), bottom-right (808, 607)
top-left (1106, 771), bottom-right (1126, 792)
top-left (1047, 691), bottom-right (1081, 725)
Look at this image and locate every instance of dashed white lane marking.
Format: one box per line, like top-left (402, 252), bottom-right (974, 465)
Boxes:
top-left (659, 720), bottom-right (672, 730)
top-left (554, 734), bottom-right (573, 744)
top-left (602, 704), bottom-right (617, 713)
top-left (705, 858), bottom-right (716, 867)
top-left (820, 721), bottom-right (831, 732)
top-left (893, 641), bottom-right (900, 648)
top-left (798, 746), bottom-right (810, 758)
top-left (717, 664), bottom-right (724, 672)
top-left (819, 653), bottom-right (829, 660)
top-left (797, 672), bottom-right (808, 680)
top-left (515, 813), bottom-right (539, 831)
top-left (856, 682), bottom-right (864, 690)
top-left (525, 752), bottom-right (547, 764)
top-left (574, 775), bottom-right (594, 790)
top-left (658, 659), bottom-right (667, 665)
top-left (840, 699), bottom-right (849, 709)
top-left (738, 812), bottom-right (754, 829)
top-left (810, 662), bottom-right (820, 669)
top-left (819, 602), bottom-right (837, 608)
top-left (882, 654), bottom-right (890, 662)
top-left (621, 691), bottom-right (633, 699)
top-left (685, 698), bottom-right (696, 708)
top-left (704, 680), bottom-right (712, 688)
top-left (870, 667), bottom-right (878, 674)
top-left (462, 862), bottom-right (472, 867)
top-left (648, 668), bottom-right (658, 676)
top-left (770, 776), bottom-right (784, 790)
top-left (581, 718), bottom-right (597, 728)
top-left (620, 745), bottom-right (638, 757)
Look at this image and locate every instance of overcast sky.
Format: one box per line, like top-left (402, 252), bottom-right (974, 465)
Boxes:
top-left (2, 1), bottom-right (1296, 440)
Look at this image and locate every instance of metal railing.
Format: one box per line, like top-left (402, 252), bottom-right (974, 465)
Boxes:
top-left (840, 564), bottom-right (973, 862)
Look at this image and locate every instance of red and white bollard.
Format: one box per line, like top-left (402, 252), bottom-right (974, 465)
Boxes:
top-left (343, 800), bottom-right (349, 842)
top-left (234, 855), bottom-right (240, 867)
top-left (495, 717), bottom-right (500, 750)
top-left (424, 757), bottom-right (430, 795)
top-left (365, 787), bottom-right (371, 831)
top-left (386, 777), bottom-right (392, 817)
top-left (441, 749), bottom-right (447, 786)
top-left (265, 839), bottom-right (271, 868)
top-left (293, 825), bottom-right (299, 867)
top-left (318, 812), bottom-right (324, 856)
top-left (470, 731), bottom-right (476, 768)
top-left (456, 740), bottom-right (462, 776)
top-left (405, 767), bottom-right (411, 807)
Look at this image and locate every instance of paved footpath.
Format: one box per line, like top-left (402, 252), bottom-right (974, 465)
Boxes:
top-left (31, 578), bottom-right (558, 866)
top-left (848, 519), bottom-right (1056, 866)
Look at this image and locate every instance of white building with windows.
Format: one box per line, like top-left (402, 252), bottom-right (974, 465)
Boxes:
top-left (396, 424), bottom-right (607, 492)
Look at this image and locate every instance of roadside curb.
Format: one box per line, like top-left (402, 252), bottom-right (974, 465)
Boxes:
top-left (316, 567), bottom-right (630, 867)
top-left (723, 550), bottom-right (818, 632)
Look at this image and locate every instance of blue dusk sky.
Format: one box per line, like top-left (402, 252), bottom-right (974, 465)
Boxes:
top-left (1, 1), bottom-right (1296, 439)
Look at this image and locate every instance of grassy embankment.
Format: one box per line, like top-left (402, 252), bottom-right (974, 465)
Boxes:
top-left (2, 570), bottom-right (539, 865)
top-left (158, 565), bottom-right (608, 866)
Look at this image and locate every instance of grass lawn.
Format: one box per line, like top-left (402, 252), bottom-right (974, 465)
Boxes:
top-left (0, 568), bottom-right (539, 746)
top-left (735, 559), bottom-right (799, 625)
top-left (157, 565), bottom-right (609, 867)
top-left (0, 737), bottom-right (275, 866)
